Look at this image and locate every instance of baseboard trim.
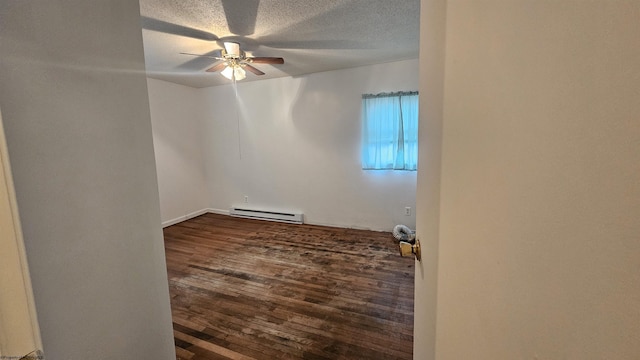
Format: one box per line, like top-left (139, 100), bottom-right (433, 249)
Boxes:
top-left (162, 208), bottom-right (212, 228)
top-left (303, 219), bottom-right (378, 232)
top-left (162, 208), bottom-right (391, 232)
top-left (208, 208), bottom-right (230, 216)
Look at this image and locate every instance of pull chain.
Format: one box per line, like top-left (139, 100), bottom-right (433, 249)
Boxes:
top-left (232, 75), bottom-right (242, 160)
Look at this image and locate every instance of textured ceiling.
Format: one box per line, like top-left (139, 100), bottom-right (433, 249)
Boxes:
top-left (139, 0), bottom-right (420, 88)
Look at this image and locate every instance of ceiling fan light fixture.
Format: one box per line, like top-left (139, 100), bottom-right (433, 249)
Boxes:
top-left (221, 64), bottom-right (246, 81)
top-left (181, 41), bottom-right (282, 81)
top-left (234, 67), bottom-right (246, 80)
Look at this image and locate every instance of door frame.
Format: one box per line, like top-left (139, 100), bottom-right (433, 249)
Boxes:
top-left (0, 107), bottom-right (43, 357)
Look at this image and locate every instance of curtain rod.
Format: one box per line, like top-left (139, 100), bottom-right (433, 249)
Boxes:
top-left (362, 91), bottom-right (418, 99)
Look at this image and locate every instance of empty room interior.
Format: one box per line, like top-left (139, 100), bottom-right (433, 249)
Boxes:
top-left (148, 38), bottom-right (421, 360)
top-left (144, 1), bottom-right (420, 358)
top-left (1, 1), bottom-right (639, 360)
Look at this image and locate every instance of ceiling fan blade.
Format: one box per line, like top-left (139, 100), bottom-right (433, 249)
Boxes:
top-left (248, 57), bottom-right (285, 64)
top-left (206, 62), bottom-right (228, 73)
top-left (180, 52), bottom-right (224, 60)
top-left (141, 16), bottom-right (218, 41)
top-left (221, 0), bottom-right (259, 36)
top-left (243, 64), bottom-right (265, 76)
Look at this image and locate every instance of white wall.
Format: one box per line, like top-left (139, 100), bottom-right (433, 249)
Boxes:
top-left (147, 78), bottom-right (209, 226)
top-left (415, 0), bottom-right (640, 359)
top-left (0, 1), bottom-right (175, 359)
top-left (200, 60), bottom-right (419, 231)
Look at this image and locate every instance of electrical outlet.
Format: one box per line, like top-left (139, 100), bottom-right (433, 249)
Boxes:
top-left (405, 207), bottom-right (411, 216)
top-left (244, 196), bottom-right (249, 204)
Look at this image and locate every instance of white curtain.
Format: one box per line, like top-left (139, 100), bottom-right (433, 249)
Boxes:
top-left (361, 92), bottom-right (418, 170)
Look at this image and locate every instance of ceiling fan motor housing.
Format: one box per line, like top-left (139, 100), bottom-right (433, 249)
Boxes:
top-left (223, 41), bottom-right (243, 58)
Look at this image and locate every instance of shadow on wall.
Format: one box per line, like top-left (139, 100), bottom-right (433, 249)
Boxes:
top-left (290, 75), bottom-right (360, 152)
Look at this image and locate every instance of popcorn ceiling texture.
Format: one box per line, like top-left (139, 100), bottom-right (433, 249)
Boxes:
top-left (139, 0), bottom-right (419, 87)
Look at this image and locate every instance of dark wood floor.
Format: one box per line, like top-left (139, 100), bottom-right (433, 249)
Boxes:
top-left (163, 213), bottom-right (414, 360)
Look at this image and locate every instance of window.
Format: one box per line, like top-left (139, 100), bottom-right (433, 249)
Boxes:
top-left (361, 91), bottom-right (419, 170)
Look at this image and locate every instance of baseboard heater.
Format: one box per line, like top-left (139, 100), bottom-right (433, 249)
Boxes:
top-left (229, 207), bottom-right (304, 224)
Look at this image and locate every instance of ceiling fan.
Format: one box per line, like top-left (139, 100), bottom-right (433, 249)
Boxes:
top-left (181, 41), bottom-right (284, 81)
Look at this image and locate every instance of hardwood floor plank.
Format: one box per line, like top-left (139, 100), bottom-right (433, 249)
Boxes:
top-left (175, 329), bottom-right (254, 360)
top-left (175, 346), bottom-right (195, 360)
top-left (165, 213), bottom-right (414, 360)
